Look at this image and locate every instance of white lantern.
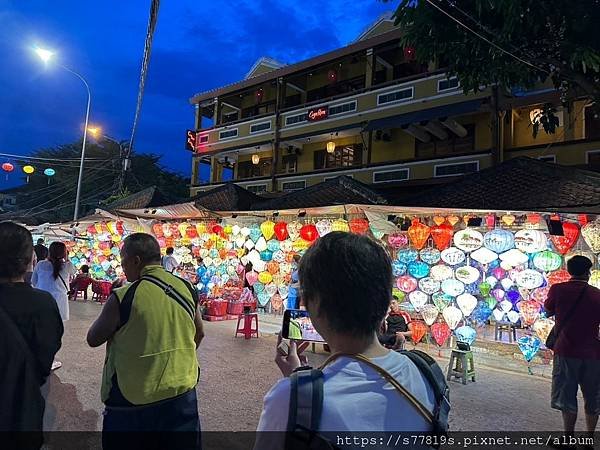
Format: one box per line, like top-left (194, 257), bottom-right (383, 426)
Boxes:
top-left (231, 224), bottom-right (241, 236)
top-left (514, 229), bottom-right (547, 253)
top-left (442, 305), bottom-right (463, 330)
top-left (255, 237), bottom-right (268, 252)
top-left (456, 293), bottom-right (478, 317)
top-left (516, 269), bottom-right (544, 289)
top-left (418, 277), bottom-right (441, 295)
top-left (499, 300), bottom-right (513, 313)
top-left (430, 264), bottom-right (454, 282)
top-left (441, 247), bottom-right (466, 266)
top-left (441, 278), bottom-right (465, 296)
top-left (499, 249), bottom-right (529, 267)
top-left (252, 154), bottom-right (260, 165)
top-left (408, 290), bottom-right (428, 312)
top-left (453, 229), bottom-right (484, 253)
top-left (326, 141), bottom-right (336, 154)
top-left (492, 309), bottom-right (505, 322)
top-left (582, 220), bottom-right (600, 252)
top-left (454, 265), bottom-right (481, 285)
top-left (420, 304), bottom-right (440, 326)
top-left (507, 310), bottom-right (520, 323)
top-left (471, 247), bottom-right (498, 265)
top-left (244, 239), bottom-right (255, 251)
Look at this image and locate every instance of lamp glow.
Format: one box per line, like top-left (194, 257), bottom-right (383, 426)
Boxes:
top-left (326, 141), bottom-right (335, 154)
top-left (34, 47), bottom-right (54, 64)
top-left (251, 154), bottom-right (260, 165)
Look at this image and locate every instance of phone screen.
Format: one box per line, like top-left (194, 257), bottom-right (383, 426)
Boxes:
top-left (282, 309), bottom-right (325, 342)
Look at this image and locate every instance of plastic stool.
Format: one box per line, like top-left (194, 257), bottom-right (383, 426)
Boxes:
top-left (495, 321), bottom-right (517, 343)
top-left (235, 313), bottom-right (259, 339)
top-left (446, 349), bottom-right (476, 385)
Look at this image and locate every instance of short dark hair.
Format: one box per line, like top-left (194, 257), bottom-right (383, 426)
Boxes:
top-left (122, 233), bottom-right (162, 264)
top-left (0, 221), bottom-right (34, 279)
top-left (81, 264), bottom-right (90, 274)
top-left (37, 238), bottom-right (44, 245)
top-left (166, 247), bottom-right (174, 255)
top-left (567, 255), bottom-right (593, 277)
top-left (298, 232), bottom-right (392, 337)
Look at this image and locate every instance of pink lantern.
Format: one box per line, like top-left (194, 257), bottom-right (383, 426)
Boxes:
top-left (387, 233), bottom-right (408, 249)
top-left (245, 271), bottom-right (258, 286)
top-left (431, 322), bottom-right (452, 347)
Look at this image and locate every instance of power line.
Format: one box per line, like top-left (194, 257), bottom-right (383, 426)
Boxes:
top-left (0, 152), bottom-right (110, 162)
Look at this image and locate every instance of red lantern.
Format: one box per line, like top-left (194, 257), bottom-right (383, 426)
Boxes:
top-left (171, 224), bottom-right (181, 239)
top-left (578, 214), bottom-right (589, 226)
top-left (485, 214), bottom-right (496, 229)
top-left (87, 224), bottom-right (97, 235)
top-left (152, 223), bottom-right (164, 237)
top-left (300, 224), bottom-right (318, 242)
top-left (2, 162), bottom-right (14, 180)
top-left (410, 321), bottom-right (428, 345)
top-left (256, 88), bottom-right (264, 102)
top-left (517, 300), bottom-right (541, 326)
top-left (274, 222), bottom-right (289, 241)
top-left (349, 218), bottom-right (369, 235)
top-left (527, 214), bottom-right (541, 225)
top-left (116, 221), bottom-right (125, 235)
top-left (165, 237), bottom-right (175, 248)
top-left (430, 224), bottom-right (454, 251)
top-left (327, 69), bottom-right (337, 82)
top-left (547, 269), bottom-right (571, 285)
top-left (403, 46), bottom-right (415, 61)
top-left (187, 228), bottom-right (198, 239)
top-left (431, 321), bottom-right (451, 347)
top-left (407, 219), bottom-right (430, 250)
top-left (550, 222), bottom-right (580, 255)
top-left (212, 224), bottom-right (223, 235)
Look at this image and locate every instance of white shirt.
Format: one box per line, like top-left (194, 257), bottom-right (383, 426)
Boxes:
top-left (255, 351), bottom-right (435, 449)
top-left (32, 260), bottom-right (75, 321)
top-left (162, 255), bottom-right (179, 273)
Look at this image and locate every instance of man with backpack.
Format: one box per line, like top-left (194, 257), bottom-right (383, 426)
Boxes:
top-left (256, 232), bottom-right (449, 449)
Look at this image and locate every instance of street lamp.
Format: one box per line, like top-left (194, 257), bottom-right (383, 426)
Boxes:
top-left (34, 46), bottom-right (91, 221)
top-left (87, 126), bottom-right (131, 192)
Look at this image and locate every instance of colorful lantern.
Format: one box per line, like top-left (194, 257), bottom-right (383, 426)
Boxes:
top-left (589, 270), bottom-right (600, 289)
top-left (517, 300), bottom-right (541, 326)
top-left (454, 265), bottom-right (480, 285)
top-left (440, 247), bottom-right (466, 266)
top-left (547, 269), bottom-right (571, 285)
top-left (441, 279), bottom-right (465, 297)
top-left (260, 250), bottom-right (273, 261)
top-left (300, 224), bottom-right (318, 242)
top-left (517, 336), bottom-right (541, 363)
top-left (582, 220), bottom-right (600, 252)
top-left (260, 220), bottom-right (276, 240)
top-left (455, 326), bottom-right (477, 346)
top-left (420, 304), bottom-right (440, 326)
top-left (408, 261), bottom-right (429, 279)
top-left (292, 239), bottom-right (310, 252)
top-left (432, 292), bottom-right (453, 311)
top-left (397, 275), bottom-right (418, 293)
top-left (456, 293), bottom-right (478, 317)
top-left (258, 271), bottom-right (273, 284)
top-left (249, 225), bottom-right (262, 243)
top-left (533, 318), bottom-right (555, 343)
top-left (533, 250), bottom-right (562, 272)
top-left (349, 218), bottom-right (369, 235)
top-left (397, 248), bottom-right (418, 263)
top-left (331, 219), bottom-right (349, 233)
top-left (431, 321), bottom-right (452, 347)
top-left (265, 283), bottom-right (278, 297)
top-left (315, 219), bottom-right (332, 237)
top-left (433, 216), bottom-right (446, 226)
top-left (407, 219), bottom-right (430, 250)
top-left (483, 229), bottom-right (515, 253)
top-left (392, 260), bottom-right (407, 277)
top-left (471, 302), bottom-right (492, 326)
top-left (550, 222), bottom-right (580, 255)
top-left (2, 162), bottom-right (14, 180)
top-left (446, 215), bottom-right (460, 227)
top-left (285, 221), bottom-right (302, 240)
top-left (410, 321), bottom-right (428, 344)
top-left (418, 277), bottom-right (440, 295)
top-left (501, 214), bottom-right (516, 226)
top-left (514, 229), bottom-right (547, 253)
top-left (419, 248), bottom-right (441, 265)
top-left (430, 224), bottom-right (454, 251)
top-left (23, 165), bottom-right (34, 183)
top-left (388, 233), bottom-right (408, 249)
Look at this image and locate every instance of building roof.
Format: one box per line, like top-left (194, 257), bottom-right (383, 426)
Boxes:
top-left (245, 57), bottom-right (286, 80)
top-left (400, 157), bottom-right (600, 214)
top-left (190, 28), bottom-right (403, 104)
top-left (103, 186), bottom-right (175, 211)
top-left (355, 11), bottom-right (396, 42)
top-left (253, 176), bottom-right (388, 210)
top-left (193, 183), bottom-right (264, 211)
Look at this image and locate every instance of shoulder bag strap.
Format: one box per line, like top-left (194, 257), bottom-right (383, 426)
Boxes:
top-left (287, 369), bottom-right (324, 432)
top-left (555, 285), bottom-right (588, 338)
top-left (57, 273), bottom-right (68, 291)
top-left (140, 275), bottom-right (196, 322)
top-left (319, 352), bottom-right (434, 425)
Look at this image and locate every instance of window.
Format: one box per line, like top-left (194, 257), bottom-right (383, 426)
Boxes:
top-left (285, 113), bottom-right (307, 126)
top-left (538, 155), bottom-right (556, 163)
top-left (285, 94), bottom-right (302, 108)
top-left (585, 107), bottom-right (600, 140)
top-left (373, 168), bottom-right (410, 183)
top-left (377, 87), bottom-right (413, 106)
top-left (280, 154), bottom-right (298, 174)
top-left (242, 101), bottom-right (276, 119)
top-left (324, 174), bottom-right (353, 181)
top-left (219, 129), bottom-right (238, 140)
top-left (237, 158), bottom-right (272, 179)
top-left (246, 184), bottom-right (268, 194)
top-left (250, 122), bottom-right (271, 134)
top-left (415, 124), bottom-right (476, 158)
top-left (198, 134), bottom-right (209, 144)
top-left (281, 180), bottom-right (306, 192)
top-left (222, 111), bottom-right (239, 123)
top-left (438, 77), bottom-right (460, 92)
top-left (314, 144), bottom-right (363, 170)
top-left (329, 101), bottom-right (357, 116)
top-left (196, 160), bottom-right (211, 184)
top-left (434, 161), bottom-right (479, 177)
top-left (221, 166), bottom-right (234, 182)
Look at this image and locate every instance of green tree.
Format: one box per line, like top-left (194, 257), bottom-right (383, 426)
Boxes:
top-left (388, 0), bottom-right (600, 136)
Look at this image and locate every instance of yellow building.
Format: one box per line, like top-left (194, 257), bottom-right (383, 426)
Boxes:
top-left (186, 12), bottom-right (600, 198)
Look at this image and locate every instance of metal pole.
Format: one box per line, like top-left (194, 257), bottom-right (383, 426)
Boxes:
top-left (61, 65), bottom-right (91, 221)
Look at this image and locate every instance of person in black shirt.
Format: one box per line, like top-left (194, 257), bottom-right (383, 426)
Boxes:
top-left (0, 221), bottom-right (63, 448)
top-left (378, 299), bottom-right (412, 349)
top-left (34, 238), bottom-right (48, 263)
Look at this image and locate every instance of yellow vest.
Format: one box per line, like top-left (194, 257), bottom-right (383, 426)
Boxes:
top-left (101, 265), bottom-right (199, 405)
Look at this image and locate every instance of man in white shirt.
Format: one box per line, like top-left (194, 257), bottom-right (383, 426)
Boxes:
top-left (161, 247), bottom-right (179, 273)
top-left (256, 232), bottom-right (436, 449)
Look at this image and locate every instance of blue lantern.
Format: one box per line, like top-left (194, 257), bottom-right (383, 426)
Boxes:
top-left (249, 225), bottom-right (262, 243)
top-left (397, 249), bottom-right (418, 264)
top-left (407, 261), bottom-right (429, 279)
top-left (392, 260), bottom-right (407, 277)
top-left (517, 335), bottom-right (541, 362)
top-left (196, 266), bottom-right (207, 277)
top-left (483, 229), bottom-right (515, 253)
top-left (455, 326), bottom-right (477, 345)
top-left (471, 302), bottom-right (493, 327)
top-left (253, 281), bottom-right (265, 293)
top-left (260, 250), bottom-right (273, 261)
top-left (267, 240), bottom-right (280, 252)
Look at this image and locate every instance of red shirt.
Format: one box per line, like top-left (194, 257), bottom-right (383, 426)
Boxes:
top-left (544, 280), bottom-right (600, 360)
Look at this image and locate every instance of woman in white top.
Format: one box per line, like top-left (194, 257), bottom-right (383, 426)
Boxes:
top-left (32, 241), bottom-right (75, 321)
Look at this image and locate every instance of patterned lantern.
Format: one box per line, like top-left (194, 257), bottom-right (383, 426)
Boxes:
top-left (349, 218), bottom-right (369, 235)
top-left (533, 250), bottom-right (562, 272)
top-left (397, 275), bottom-right (418, 293)
top-left (455, 325), bottom-right (477, 346)
top-left (431, 322), bottom-right (452, 347)
top-left (408, 291), bottom-right (428, 311)
top-left (274, 222), bottom-right (288, 241)
top-left (410, 321), bottom-right (428, 344)
top-left (582, 220), bottom-right (600, 252)
top-left (407, 219), bottom-right (430, 250)
top-left (456, 293), bottom-right (478, 317)
top-left (550, 222), bottom-right (580, 255)
top-left (516, 269), bottom-right (544, 289)
top-left (432, 292), bottom-right (453, 311)
top-left (453, 229), bottom-right (483, 253)
top-left (418, 277), bottom-right (440, 295)
top-left (514, 229), bottom-right (547, 253)
top-left (300, 224), bottom-right (318, 242)
top-left (440, 247), bottom-right (466, 266)
top-left (245, 271), bottom-right (258, 286)
top-left (430, 264), bottom-right (454, 282)
top-left (292, 239), bottom-right (310, 252)
top-left (454, 266), bottom-right (480, 285)
top-left (316, 219), bottom-right (332, 237)
top-left (517, 336), bottom-right (541, 363)
top-left (260, 250), bottom-right (273, 261)
top-left (442, 305), bottom-right (463, 330)
top-left (420, 304), bottom-right (440, 326)
top-left (483, 229), bottom-right (515, 253)
top-left (249, 225), bottom-right (262, 243)
top-left (260, 220), bottom-right (276, 240)
top-left (407, 261), bottom-right (429, 279)
top-left (397, 248), bottom-right (418, 263)
top-left (430, 224), bottom-right (454, 251)
top-left (331, 219), bottom-right (349, 233)
top-left (265, 283), bottom-right (278, 297)
top-left (258, 271), bottom-right (273, 284)
top-left (287, 221), bottom-right (303, 240)
top-left (388, 233), bottom-right (408, 249)
top-left (419, 248), bottom-right (441, 265)
top-left (547, 269), bottom-right (571, 285)
top-left (517, 300), bottom-right (541, 326)
top-left (441, 279), bottom-right (465, 297)
top-left (533, 318), bottom-right (555, 343)
top-left (392, 260), bottom-right (407, 277)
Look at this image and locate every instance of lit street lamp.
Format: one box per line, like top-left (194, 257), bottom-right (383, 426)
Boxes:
top-left (35, 46), bottom-right (91, 221)
top-left (87, 126), bottom-right (131, 192)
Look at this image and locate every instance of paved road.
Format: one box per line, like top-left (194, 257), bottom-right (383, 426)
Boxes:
top-left (43, 301), bottom-right (587, 433)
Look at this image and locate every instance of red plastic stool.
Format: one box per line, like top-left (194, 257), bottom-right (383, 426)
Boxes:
top-left (235, 313), bottom-right (259, 339)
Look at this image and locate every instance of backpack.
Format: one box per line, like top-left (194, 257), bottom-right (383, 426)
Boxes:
top-left (286, 350), bottom-right (450, 450)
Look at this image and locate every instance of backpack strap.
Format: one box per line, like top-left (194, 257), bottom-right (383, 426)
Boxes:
top-left (172, 274), bottom-right (200, 309)
top-left (119, 280), bottom-right (142, 327)
top-left (319, 352), bottom-right (434, 425)
top-left (288, 369), bottom-right (324, 433)
top-left (141, 275), bottom-right (196, 322)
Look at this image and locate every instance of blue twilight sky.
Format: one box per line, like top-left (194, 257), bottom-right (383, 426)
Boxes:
top-left (0, 0), bottom-right (393, 182)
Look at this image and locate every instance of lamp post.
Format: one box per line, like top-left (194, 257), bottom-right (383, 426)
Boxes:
top-left (87, 127), bottom-right (130, 193)
top-left (35, 47), bottom-right (91, 221)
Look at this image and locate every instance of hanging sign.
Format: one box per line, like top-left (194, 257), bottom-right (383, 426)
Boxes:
top-left (185, 130), bottom-right (197, 151)
top-left (307, 106), bottom-right (329, 122)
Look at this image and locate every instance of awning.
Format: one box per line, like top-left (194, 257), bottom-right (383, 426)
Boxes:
top-left (363, 99), bottom-right (483, 131)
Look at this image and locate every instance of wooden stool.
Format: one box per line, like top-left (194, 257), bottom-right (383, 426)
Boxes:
top-left (235, 313), bottom-right (259, 339)
top-left (446, 349), bottom-right (476, 385)
top-left (494, 321), bottom-right (517, 343)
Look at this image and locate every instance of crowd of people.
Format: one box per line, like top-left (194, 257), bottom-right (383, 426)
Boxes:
top-left (0, 220), bottom-right (599, 450)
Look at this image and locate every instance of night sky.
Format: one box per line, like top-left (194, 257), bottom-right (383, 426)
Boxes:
top-left (0, 1), bottom-right (392, 183)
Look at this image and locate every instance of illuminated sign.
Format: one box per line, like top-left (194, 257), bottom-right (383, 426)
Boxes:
top-left (185, 130), bottom-right (196, 151)
top-left (307, 106), bottom-right (328, 122)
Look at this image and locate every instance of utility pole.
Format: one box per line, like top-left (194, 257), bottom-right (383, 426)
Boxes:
top-left (117, 141), bottom-right (131, 193)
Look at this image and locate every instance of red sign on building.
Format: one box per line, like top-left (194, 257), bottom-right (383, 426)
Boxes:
top-left (307, 106), bottom-right (328, 122)
top-left (185, 130), bottom-right (196, 151)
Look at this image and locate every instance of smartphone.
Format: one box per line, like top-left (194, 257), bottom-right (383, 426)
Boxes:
top-left (282, 309), bottom-right (325, 343)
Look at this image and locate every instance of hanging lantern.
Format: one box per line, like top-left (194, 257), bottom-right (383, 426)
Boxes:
top-left (516, 269), bottom-right (544, 289)
top-left (499, 248), bottom-right (529, 267)
top-left (430, 264), bottom-right (454, 282)
top-left (420, 304), bottom-right (440, 326)
top-left (407, 219), bottom-right (430, 250)
top-left (442, 305), bottom-right (463, 330)
top-left (408, 291), bottom-right (428, 311)
top-left (457, 293), bottom-right (478, 317)
top-left (326, 141), bottom-right (336, 154)
top-left (388, 232), bottom-right (408, 249)
top-left (485, 214), bottom-right (496, 229)
top-left (331, 219), bottom-right (349, 233)
top-left (300, 224), bottom-right (318, 242)
top-left (517, 336), bottom-right (541, 363)
top-left (501, 214), bottom-right (516, 226)
top-left (397, 248), bottom-right (418, 263)
top-left (514, 229), bottom-right (547, 253)
top-left (273, 222), bottom-right (288, 241)
top-left (533, 250), bottom-right (562, 272)
top-left (287, 221), bottom-right (303, 240)
top-left (42, 168), bottom-right (55, 184)
top-left (408, 261), bottom-right (429, 279)
top-left (419, 248), bottom-right (441, 265)
top-left (418, 277), bottom-right (440, 295)
top-left (433, 216), bottom-right (445, 226)
top-left (454, 265), bottom-right (480, 285)
top-left (446, 215), bottom-right (460, 227)
top-left (453, 229), bottom-right (483, 253)
top-left (348, 218), bottom-right (369, 235)
top-left (316, 219), bottom-right (332, 237)
top-left (2, 162), bottom-right (14, 181)
top-left (260, 220), bottom-right (275, 240)
top-left (441, 278), bottom-right (465, 297)
top-left (431, 321), bottom-right (452, 347)
top-left (23, 165), bottom-right (35, 183)
top-left (533, 318), bottom-right (555, 343)
top-left (430, 224), bottom-right (454, 250)
top-left (483, 229), bottom-right (515, 253)
top-left (251, 154), bottom-right (260, 165)
top-left (470, 247), bottom-right (498, 265)
top-left (396, 275), bottom-right (418, 293)
top-left (440, 247), bottom-right (466, 266)
top-left (455, 325), bottom-right (477, 346)
top-left (255, 88), bottom-right (264, 102)
top-left (581, 219), bottom-right (600, 252)
top-left (403, 46), bottom-right (416, 61)
top-left (410, 321), bottom-right (428, 344)
top-left (517, 300), bottom-right (541, 326)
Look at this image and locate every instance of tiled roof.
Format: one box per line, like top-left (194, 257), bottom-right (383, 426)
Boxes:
top-left (253, 176), bottom-right (387, 210)
top-left (193, 183), bottom-right (264, 211)
top-left (400, 157), bottom-right (600, 214)
top-left (103, 186), bottom-right (174, 211)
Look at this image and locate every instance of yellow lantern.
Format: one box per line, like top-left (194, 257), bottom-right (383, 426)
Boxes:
top-left (23, 165), bottom-right (35, 174)
top-left (111, 234), bottom-right (122, 243)
top-left (180, 237), bottom-right (192, 247)
top-left (95, 223), bottom-right (103, 234)
top-left (258, 271), bottom-right (273, 284)
top-left (331, 219), bottom-right (349, 232)
top-left (260, 220), bottom-right (276, 240)
top-left (178, 223), bottom-right (189, 237)
top-left (107, 221), bottom-right (117, 235)
top-left (103, 248), bottom-right (112, 257)
top-left (93, 242), bottom-right (100, 250)
top-left (292, 238), bottom-right (310, 252)
top-left (196, 223), bottom-right (207, 235)
top-left (223, 224), bottom-right (233, 235)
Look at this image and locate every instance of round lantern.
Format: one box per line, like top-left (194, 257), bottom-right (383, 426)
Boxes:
top-left (300, 224), bottom-right (318, 242)
top-left (533, 250), bottom-right (562, 272)
top-left (397, 248), bottom-right (418, 263)
top-left (453, 229), bottom-right (483, 253)
top-left (454, 265), bottom-right (480, 285)
top-left (388, 232), bottom-right (408, 249)
top-left (2, 162), bottom-right (14, 180)
top-left (23, 165), bottom-right (34, 175)
top-left (260, 220), bottom-right (275, 240)
top-left (430, 224), bottom-right (454, 250)
top-left (420, 304), bottom-right (440, 326)
top-left (516, 269), bottom-right (544, 289)
top-left (550, 222), bottom-right (580, 255)
top-left (440, 247), bottom-right (466, 266)
top-left (455, 325), bottom-right (477, 345)
top-left (514, 229), bottom-right (547, 253)
top-left (441, 279), bottom-right (465, 297)
top-left (396, 275), bottom-right (418, 293)
top-left (456, 293), bottom-right (478, 317)
top-left (431, 321), bottom-right (452, 347)
top-left (582, 220), bottom-right (600, 252)
top-left (418, 277), bottom-right (440, 295)
top-left (483, 229), bottom-right (515, 253)
top-left (407, 261), bottom-right (429, 279)
top-left (547, 269), bottom-right (571, 285)
top-left (470, 247), bottom-right (498, 265)
top-left (410, 320), bottom-right (428, 344)
top-left (260, 250), bottom-right (273, 261)
top-left (407, 219), bottom-right (430, 250)
top-left (349, 218), bottom-right (369, 235)
top-left (471, 302), bottom-right (492, 326)
top-left (316, 219), bottom-right (332, 237)
top-left (442, 305), bottom-right (463, 330)
top-left (430, 264), bottom-right (454, 282)
top-left (258, 271), bottom-right (273, 284)
top-left (331, 219), bottom-right (349, 233)
top-left (408, 291), bottom-right (428, 312)
top-left (392, 260), bottom-right (407, 277)
top-left (419, 248), bottom-right (441, 265)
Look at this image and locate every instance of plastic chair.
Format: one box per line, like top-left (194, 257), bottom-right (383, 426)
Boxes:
top-left (71, 277), bottom-right (93, 301)
top-left (235, 313), bottom-right (259, 339)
